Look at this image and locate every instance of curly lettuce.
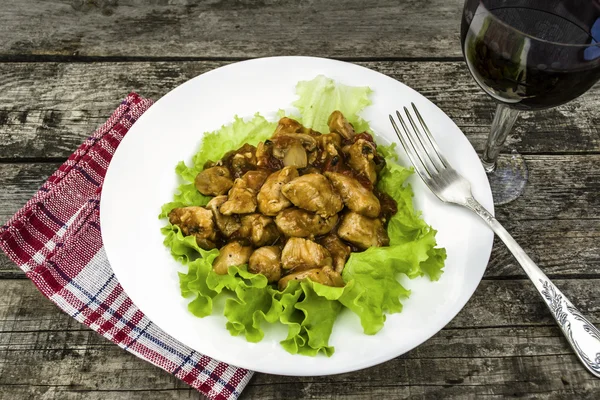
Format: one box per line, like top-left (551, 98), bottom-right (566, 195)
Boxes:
top-left (160, 75), bottom-right (446, 356)
top-left (159, 114), bottom-right (277, 218)
top-left (294, 74), bottom-right (373, 134)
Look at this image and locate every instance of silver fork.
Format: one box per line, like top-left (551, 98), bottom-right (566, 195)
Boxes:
top-left (390, 103), bottom-right (600, 378)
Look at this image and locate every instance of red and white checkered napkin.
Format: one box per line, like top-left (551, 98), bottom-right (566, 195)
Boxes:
top-left (0, 93), bottom-right (252, 400)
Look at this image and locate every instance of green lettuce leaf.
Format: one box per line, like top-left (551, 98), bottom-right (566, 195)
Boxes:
top-left (278, 281), bottom-right (341, 356)
top-left (377, 144), bottom-right (429, 244)
top-left (294, 75), bottom-right (373, 134)
top-left (337, 151), bottom-right (447, 334)
top-left (162, 224), bottom-right (219, 317)
top-left (421, 247), bottom-right (447, 281)
top-left (339, 228), bottom-right (442, 334)
top-left (167, 114), bottom-right (278, 209)
top-left (161, 223), bottom-right (211, 264)
top-left (222, 267), bottom-right (279, 343)
top-left (178, 114), bottom-right (277, 182)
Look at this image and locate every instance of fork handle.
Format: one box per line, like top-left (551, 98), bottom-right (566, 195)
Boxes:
top-left (465, 197), bottom-right (600, 378)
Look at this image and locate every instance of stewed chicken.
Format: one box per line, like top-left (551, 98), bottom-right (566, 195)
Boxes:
top-left (168, 111), bottom-right (396, 289)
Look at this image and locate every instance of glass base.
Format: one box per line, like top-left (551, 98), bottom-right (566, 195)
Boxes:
top-left (484, 151), bottom-right (528, 205)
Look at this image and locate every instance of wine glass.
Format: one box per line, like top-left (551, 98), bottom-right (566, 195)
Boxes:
top-left (461, 0), bottom-right (600, 204)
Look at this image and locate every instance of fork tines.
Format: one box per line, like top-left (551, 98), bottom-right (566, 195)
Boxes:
top-left (389, 103), bottom-right (450, 180)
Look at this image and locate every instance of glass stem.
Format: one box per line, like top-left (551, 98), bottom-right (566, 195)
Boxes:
top-left (482, 103), bottom-right (520, 173)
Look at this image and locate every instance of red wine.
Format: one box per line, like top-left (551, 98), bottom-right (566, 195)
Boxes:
top-left (461, 5), bottom-right (600, 110)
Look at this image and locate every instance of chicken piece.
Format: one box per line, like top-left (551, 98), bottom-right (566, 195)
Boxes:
top-left (278, 266), bottom-right (344, 290)
top-left (219, 170), bottom-right (267, 216)
top-left (319, 234), bottom-right (351, 274)
top-left (337, 212), bottom-right (389, 250)
top-left (194, 166), bottom-right (234, 196)
top-left (327, 111), bottom-right (355, 140)
top-left (257, 166), bottom-right (299, 216)
top-left (248, 246), bottom-right (282, 283)
top-left (168, 206), bottom-right (217, 250)
top-left (219, 178), bottom-right (256, 215)
top-left (212, 242), bottom-right (253, 275)
top-left (281, 173), bottom-right (343, 218)
top-left (206, 196), bottom-right (241, 237)
top-left (237, 214), bottom-right (280, 247)
top-left (281, 237), bottom-right (332, 272)
top-left (325, 172), bottom-right (381, 218)
top-left (275, 208), bottom-right (338, 238)
top-left (343, 139), bottom-right (378, 184)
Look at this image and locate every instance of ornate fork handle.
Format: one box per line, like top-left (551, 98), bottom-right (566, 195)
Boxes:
top-left (466, 197), bottom-right (600, 377)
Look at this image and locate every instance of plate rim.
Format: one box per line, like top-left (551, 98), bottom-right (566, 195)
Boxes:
top-left (100, 56), bottom-right (495, 376)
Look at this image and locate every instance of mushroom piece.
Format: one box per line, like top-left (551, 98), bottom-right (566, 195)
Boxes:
top-left (273, 117), bottom-right (312, 136)
top-left (271, 134), bottom-right (317, 170)
top-left (281, 141), bottom-right (308, 168)
top-left (327, 110), bottom-right (355, 140)
top-left (270, 117), bottom-right (319, 169)
top-left (317, 132), bottom-right (342, 150)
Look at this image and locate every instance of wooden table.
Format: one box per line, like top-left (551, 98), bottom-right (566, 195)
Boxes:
top-left (1, 1), bottom-right (599, 399)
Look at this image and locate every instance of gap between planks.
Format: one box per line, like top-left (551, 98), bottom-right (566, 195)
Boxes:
top-left (0, 55), bottom-right (467, 63)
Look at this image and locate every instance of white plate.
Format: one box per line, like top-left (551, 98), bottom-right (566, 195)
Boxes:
top-left (101, 56), bottom-right (494, 376)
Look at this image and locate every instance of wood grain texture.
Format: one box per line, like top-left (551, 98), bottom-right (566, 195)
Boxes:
top-left (0, 61), bottom-right (599, 160)
top-left (1, 155), bottom-right (599, 279)
top-left (1, 279), bottom-right (599, 399)
top-left (0, 0), bottom-right (464, 60)
top-left (1, 0), bottom-right (599, 398)
top-left (2, 278), bottom-right (599, 333)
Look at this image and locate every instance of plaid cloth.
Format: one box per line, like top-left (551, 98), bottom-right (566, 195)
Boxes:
top-left (0, 93), bottom-right (253, 400)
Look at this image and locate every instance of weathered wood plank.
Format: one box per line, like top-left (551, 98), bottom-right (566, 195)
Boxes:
top-left (0, 0), bottom-right (464, 60)
top-left (0, 62), bottom-right (598, 159)
top-left (496, 156), bottom-right (600, 221)
top-left (1, 156), bottom-right (599, 278)
top-left (1, 280), bottom-right (599, 399)
top-left (2, 278), bottom-right (599, 335)
top-left (0, 388), bottom-right (203, 400)
top-left (1, 331), bottom-right (597, 400)
top-left (0, 325), bottom-right (577, 363)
